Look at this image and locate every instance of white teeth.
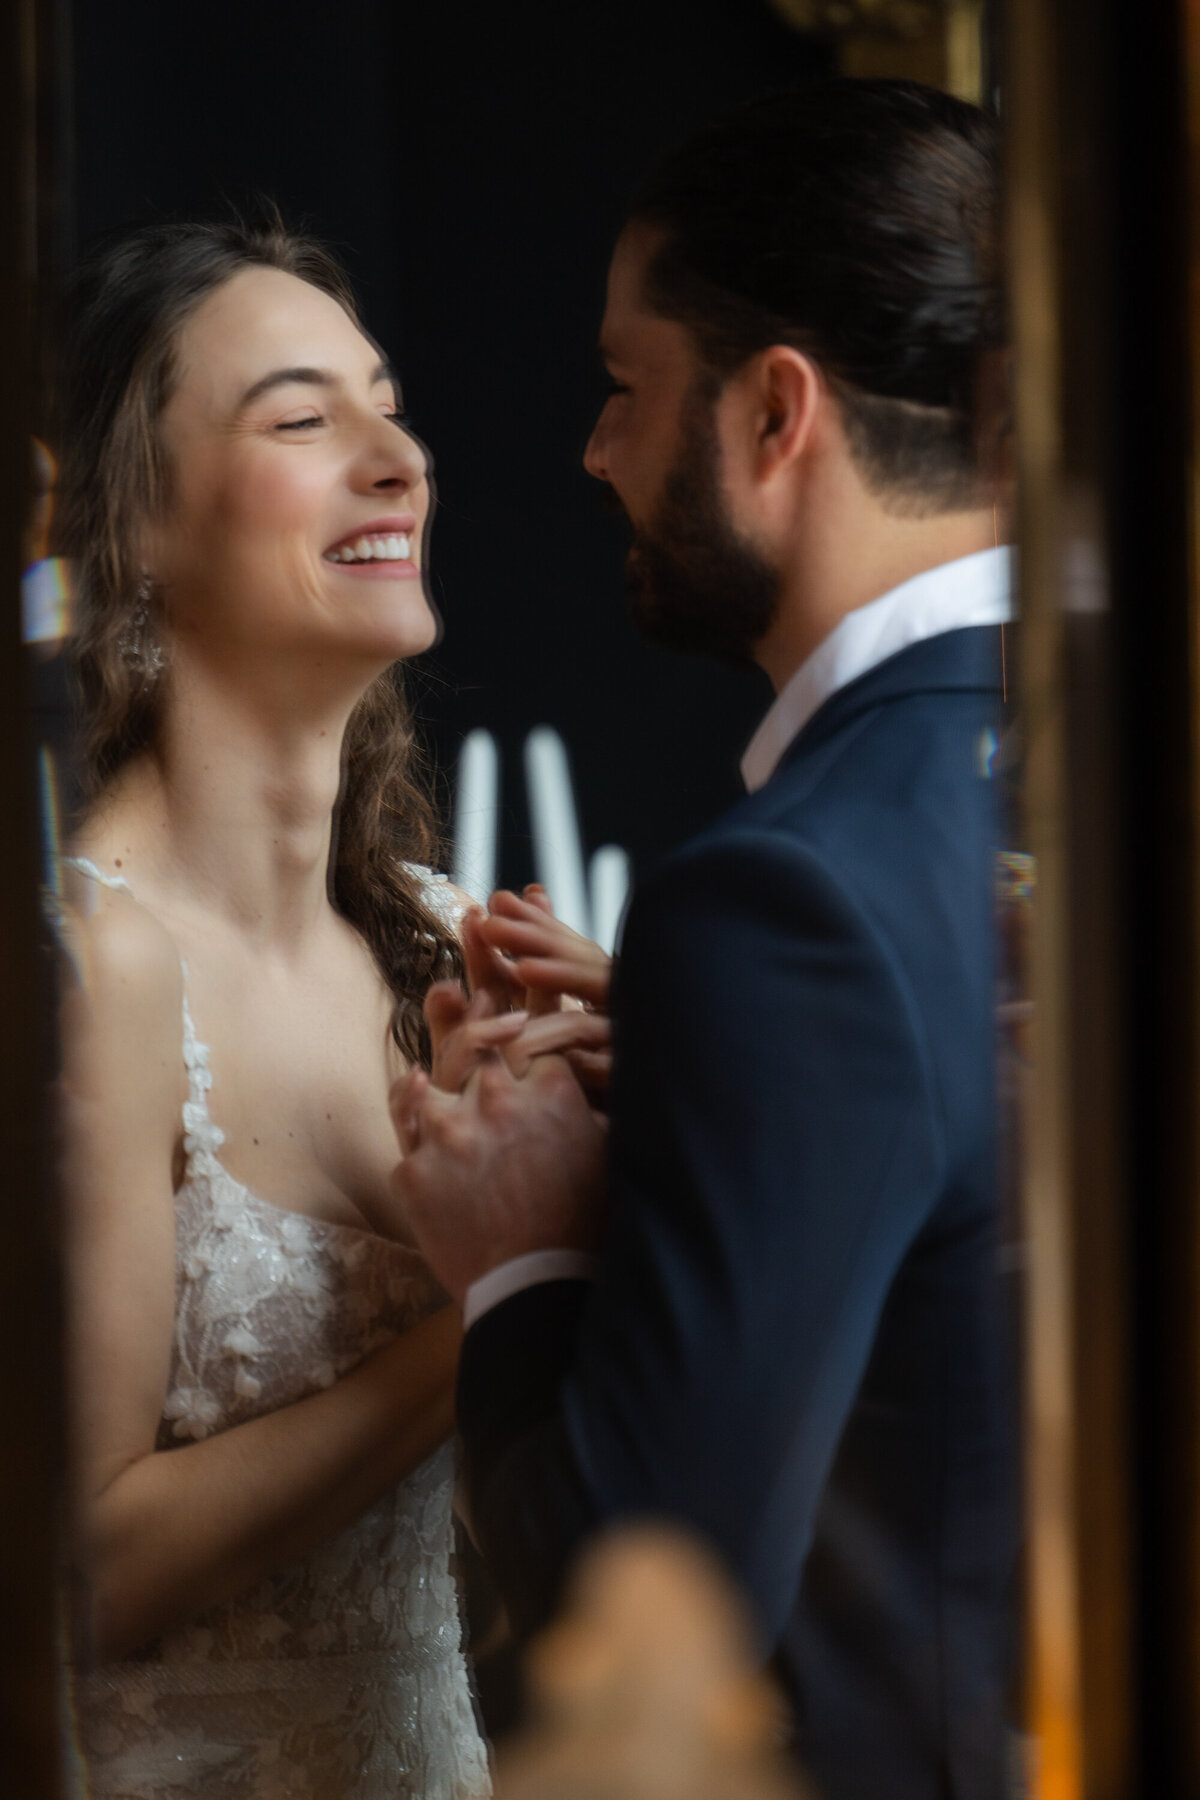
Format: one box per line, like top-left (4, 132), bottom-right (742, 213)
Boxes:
top-left (327, 531), bottom-right (414, 563)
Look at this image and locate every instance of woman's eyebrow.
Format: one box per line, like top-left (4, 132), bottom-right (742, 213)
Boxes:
top-left (237, 360), bottom-right (395, 410)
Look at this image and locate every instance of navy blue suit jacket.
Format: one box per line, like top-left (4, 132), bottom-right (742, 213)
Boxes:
top-left (458, 626), bottom-right (1016, 1800)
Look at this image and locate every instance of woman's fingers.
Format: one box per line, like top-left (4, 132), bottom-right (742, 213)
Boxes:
top-left (488, 887), bottom-right (549, 921)
top-left (514, 957), bottom-right (610, 1011)
top-left (424, 979), bottom-right (471, 1041)
top-left (430, 1008), bottom-right (530, 1093)
top-left (476, 915), bottom-right (572, 957)
top-left (389, 1068), bottom-right (430, 1154)
top-left (479, 893), bottom-right (613, 1012)
top-left (521, 883), bottom-right (555, 917)
top-left (461, 908), bottom-right (524, 1010)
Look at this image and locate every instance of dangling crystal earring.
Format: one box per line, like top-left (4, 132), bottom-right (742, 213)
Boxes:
top-left (119, 575), bottom-right (166, 680)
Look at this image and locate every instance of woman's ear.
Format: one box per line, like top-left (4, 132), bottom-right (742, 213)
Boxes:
top-left (753, 347), bottom-right (822, 482)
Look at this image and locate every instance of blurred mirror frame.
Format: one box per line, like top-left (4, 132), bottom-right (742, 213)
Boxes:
top-left (9, 1), bottom-right (1200, 1797)
top-left (1010, 0), bottom-right (1200, 1793)
top-left (2, 0), bottom-right (68, 1793)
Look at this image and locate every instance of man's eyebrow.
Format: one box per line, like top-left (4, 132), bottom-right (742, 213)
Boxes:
top-left (238, 360), bottom-right (396, 410)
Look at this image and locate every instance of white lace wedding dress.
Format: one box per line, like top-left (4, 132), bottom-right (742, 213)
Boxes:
top-left (64, 859), bottom-right (492, 1800)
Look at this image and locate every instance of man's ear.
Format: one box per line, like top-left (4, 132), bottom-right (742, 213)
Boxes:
top-left (753, 347), bottom-right (822, 481)
top-left (975, 345), bottom-right (1015, 492)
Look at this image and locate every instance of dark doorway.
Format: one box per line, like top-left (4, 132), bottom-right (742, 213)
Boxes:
top-left (67, 0), bottom-right (830, 895)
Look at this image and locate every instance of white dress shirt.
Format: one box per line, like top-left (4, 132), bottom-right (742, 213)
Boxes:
top-left (740, 545), bottom-right (1013, 792)
top-left (462, 545), bottom-right (1014, 1331)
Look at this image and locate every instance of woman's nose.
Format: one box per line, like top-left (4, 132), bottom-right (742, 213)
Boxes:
top-left (362, 415), bottom-right (430, 493)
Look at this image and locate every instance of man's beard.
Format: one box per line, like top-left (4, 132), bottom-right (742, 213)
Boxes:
top-left (623, 385), bottom-right (781, 664)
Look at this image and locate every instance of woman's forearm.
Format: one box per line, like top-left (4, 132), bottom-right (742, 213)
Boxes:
top-left (77, 1304), bottom-right (461, 1660)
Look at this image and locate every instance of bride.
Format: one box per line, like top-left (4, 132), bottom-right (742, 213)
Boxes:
top-left (52, 213), bottom-right (604, 1800)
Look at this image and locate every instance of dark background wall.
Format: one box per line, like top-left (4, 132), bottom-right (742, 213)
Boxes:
top-left (65, 0), bottom-right (830, 887)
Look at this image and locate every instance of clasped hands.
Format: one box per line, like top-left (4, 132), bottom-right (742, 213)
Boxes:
top-left (383, 887), bottom-right (613, 1304)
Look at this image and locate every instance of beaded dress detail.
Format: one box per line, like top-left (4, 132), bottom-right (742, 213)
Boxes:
top-left (65, 860), bottom-right (491, 1800)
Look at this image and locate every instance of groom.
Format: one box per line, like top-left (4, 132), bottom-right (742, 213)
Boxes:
top-left (391, 80), bottom-right (1016, 1800)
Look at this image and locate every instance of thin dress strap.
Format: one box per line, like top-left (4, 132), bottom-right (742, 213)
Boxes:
top-left (60, 854), bottom-right (136, 895)
top-left (58, 855), bottom-right (219, 1153)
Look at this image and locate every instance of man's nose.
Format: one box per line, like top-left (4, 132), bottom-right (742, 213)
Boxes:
top-left (583, 416), bottom-right (608, 483)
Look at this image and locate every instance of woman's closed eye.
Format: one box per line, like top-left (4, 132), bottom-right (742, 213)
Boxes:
top-left (275, 408), bottom-right (411, 434)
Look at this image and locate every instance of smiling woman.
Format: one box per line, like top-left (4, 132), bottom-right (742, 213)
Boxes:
top-left (49, 214), bottom-right (491, 1799)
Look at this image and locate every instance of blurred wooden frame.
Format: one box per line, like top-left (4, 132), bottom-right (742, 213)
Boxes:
top-left (762, 0), bottom-right (988, 102)
top-left (1009, 0), bottom-right (1200, 1795)
top-left (0, 0), bottom-right (67, 1794)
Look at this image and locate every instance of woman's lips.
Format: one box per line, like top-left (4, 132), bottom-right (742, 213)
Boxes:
top-left (323, 518), bottom-right (422, 579)
top-left (328, 556), bottom-right (421, 580)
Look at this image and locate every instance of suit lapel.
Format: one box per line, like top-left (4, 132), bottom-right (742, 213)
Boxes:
top-left (776, 625), bottom-right (1007, 774)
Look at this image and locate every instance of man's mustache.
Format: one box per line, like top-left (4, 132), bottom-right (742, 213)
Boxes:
top-left (596, 483), bottom-right (629, 521)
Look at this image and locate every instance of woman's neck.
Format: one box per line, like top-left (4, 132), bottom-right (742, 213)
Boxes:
top-left (83, 657), bottom-right (369, 952)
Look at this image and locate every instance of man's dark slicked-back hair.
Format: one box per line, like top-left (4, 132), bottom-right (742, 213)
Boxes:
top-left (629, 79), bottom-right (1003, 513)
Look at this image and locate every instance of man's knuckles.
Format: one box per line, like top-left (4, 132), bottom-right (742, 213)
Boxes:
top-left (476, 1062), bottom-right (520, 1119)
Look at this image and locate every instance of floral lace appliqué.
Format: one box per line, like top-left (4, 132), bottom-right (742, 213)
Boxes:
top-left (73, 865), bottom-right (491, 1800)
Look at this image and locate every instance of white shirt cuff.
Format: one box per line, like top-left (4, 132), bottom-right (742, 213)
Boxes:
top-left (463, 1249), bottom-right (598, 1331)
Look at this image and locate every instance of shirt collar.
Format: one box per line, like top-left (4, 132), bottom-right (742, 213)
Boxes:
top-left (740, 545), bottom-right (1014, 794)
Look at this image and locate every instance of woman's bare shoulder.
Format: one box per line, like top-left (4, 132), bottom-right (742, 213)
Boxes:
top-left (58, 859), bottom-right (185, 1047)
top-left (56, 862), bottom-right (188, 1194)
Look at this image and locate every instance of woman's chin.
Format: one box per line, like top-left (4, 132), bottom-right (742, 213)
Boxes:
top-left (342, 591), bottom-right (441, 663)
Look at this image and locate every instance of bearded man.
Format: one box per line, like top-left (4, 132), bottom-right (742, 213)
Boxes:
top-left (388, 80), bottom-right (1017, 1800)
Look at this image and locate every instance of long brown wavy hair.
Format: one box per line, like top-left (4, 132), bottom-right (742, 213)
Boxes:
top-left (53, 210), bottom-right (463, 1067)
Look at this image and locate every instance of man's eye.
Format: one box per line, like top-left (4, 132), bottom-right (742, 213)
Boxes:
top-left (605, 378), bottom-right (630, 398)
top-left (276, 415), bottom-right (323, 431)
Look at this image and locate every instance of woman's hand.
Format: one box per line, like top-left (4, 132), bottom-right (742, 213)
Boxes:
top-left (426, 981), bottom-right (530, 1092)
top-left (437, 887), bottom-right (613, 1105)
top-left (423, 978), bottom-right (613, 1108)
top-left (475, 885), bottom-right (613, 1014)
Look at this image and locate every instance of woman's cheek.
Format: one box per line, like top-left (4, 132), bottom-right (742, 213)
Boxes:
top-left (227, 452), bottom-right (330, 535)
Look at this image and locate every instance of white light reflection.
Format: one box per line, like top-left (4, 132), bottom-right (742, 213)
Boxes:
top-left (452, 727), bottom-right (630, 949)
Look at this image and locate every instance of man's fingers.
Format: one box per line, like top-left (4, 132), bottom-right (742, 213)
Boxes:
top-left (512, 1011), bottom-right (611, 1053)
top-left (474, 1056), bottom-right (523, 1121)
top-left (564, 1046), bottom-right (612, 1092)
top-left (502, 1011), bottom-right (611, 1075)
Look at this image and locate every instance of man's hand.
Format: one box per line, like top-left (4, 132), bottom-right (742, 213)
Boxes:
top-left (386, 1053), bottom-right (608, 1305)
